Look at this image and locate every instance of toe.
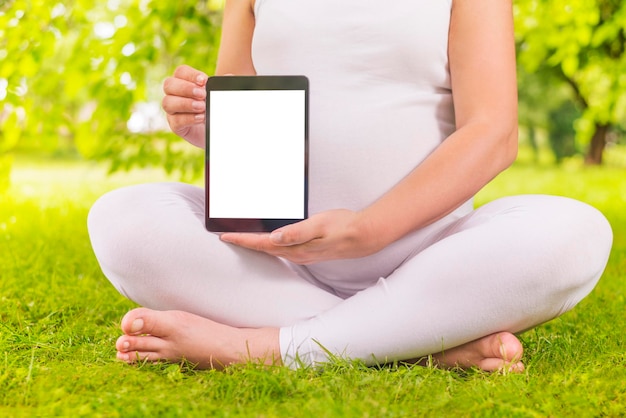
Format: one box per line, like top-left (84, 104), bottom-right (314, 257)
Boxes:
top-left (117, 349), bottom-right (161, 364)
top-left (116, 334), bottom-right (169, 353)
top-left (120, 307), bottom-right (178, 337)
top-left (492, 332), bottom-right (523, 362)
top-left (116, 335), bottom-right (132, 352)
top-left (115, 334), bottom-right (178, 364)
top-left (481, 332), bottom-right (524, 373)
top-left (120, 307), bottom-right (153, 335)
top-left (477, 357), bottom-right (525, 373)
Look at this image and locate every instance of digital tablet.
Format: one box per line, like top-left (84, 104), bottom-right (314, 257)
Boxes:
top-left (205, 75), bottom-right (309, 232)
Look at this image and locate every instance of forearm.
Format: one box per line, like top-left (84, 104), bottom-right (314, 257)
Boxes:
top-left (360, 121), bottom-right (518, 252)
top-left (359, 0), bottom-right (520, 252)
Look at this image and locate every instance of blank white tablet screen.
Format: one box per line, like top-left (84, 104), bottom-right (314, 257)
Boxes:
top-left (209, 89), bottom-right (305, 219)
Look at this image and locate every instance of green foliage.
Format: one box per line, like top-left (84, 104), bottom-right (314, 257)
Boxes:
top-left (547, 100), bottom-right (581, 162)
top-left (2, 0), bottom-right (626, 185)
top-left (0, 0), bottom-right (220, 181)
top-left (515, 0), bottom-right (626, 158)
top-left (1, 157), bottom-right (625, 416)
top-left (516, 65), bottom-right (582, 163)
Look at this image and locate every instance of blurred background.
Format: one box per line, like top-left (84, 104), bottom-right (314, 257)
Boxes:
top-left (0, 0), bottom-right (625, 191)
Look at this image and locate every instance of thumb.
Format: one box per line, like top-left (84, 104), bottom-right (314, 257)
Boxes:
top-left (269, 221), bottom-right (318, 246)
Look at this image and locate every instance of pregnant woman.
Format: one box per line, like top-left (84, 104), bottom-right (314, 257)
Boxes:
top-left (88, 0), bottom-right (612, 371)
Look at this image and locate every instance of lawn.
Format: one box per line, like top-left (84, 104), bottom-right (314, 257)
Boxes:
top-left (1, 156), bottom-right (625, 417)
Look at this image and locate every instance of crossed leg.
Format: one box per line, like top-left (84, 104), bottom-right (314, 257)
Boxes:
top-left (115, 308), bottom-right (523, 372)
top-left (89, 184), bottom-right (611, 373)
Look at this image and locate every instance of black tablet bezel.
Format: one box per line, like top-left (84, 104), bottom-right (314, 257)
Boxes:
top-left (204, 75), bottom-right (309, 233)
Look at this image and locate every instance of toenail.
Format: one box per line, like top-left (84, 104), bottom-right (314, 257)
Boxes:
top-left (499, 345), bottom-right (507, 359)
top-left (122, 341), bottom-right (130, 350)
top-left (130, 318), bottom-right (144, 333)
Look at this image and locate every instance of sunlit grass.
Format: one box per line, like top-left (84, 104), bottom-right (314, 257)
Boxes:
top-left (1, 155), bottom-right (624, 417)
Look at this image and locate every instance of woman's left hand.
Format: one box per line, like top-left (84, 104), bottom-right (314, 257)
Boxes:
top-left (219, 209), bottom-right (382, 265)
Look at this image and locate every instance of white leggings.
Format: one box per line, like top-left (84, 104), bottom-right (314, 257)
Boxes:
top-left (88, 183), bottom-right (612, 366)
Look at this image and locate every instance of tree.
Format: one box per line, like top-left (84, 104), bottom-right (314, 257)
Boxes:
top-left (514, 0), bottom-right (626, 164)
top-left (517, 64), bottom-right (582, 163)
top-left (0, 0), bottom-right (221, 189)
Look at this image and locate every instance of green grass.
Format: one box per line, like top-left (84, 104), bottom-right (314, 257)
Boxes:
top-left (1, 156), bottom-right (625, 417)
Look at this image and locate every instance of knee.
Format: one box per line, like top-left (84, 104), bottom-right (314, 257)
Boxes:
top-left (88, 182), bottom-right (204, 278)
top-left (87, 186), bottom-right (145, 274)
top-left (556, 197), bottom-right (612, 277)
top-left (538, 196), bottom-right (612, 310)
top-left (87, 184), bottom-right (178, 278)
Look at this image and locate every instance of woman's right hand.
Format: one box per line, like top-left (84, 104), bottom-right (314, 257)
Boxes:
top-left (162, 65), bottom-right (208, 148)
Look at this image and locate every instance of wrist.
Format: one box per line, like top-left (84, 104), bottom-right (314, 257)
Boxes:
top-left (354, 209), bottom-right (387, 255)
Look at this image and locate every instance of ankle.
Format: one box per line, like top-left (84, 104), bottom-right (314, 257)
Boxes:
top-left (236, 327), bottom-right (282, 366)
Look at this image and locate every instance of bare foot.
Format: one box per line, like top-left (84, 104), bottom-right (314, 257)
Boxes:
top-left (424, 332), bottom-right (524, 373)
top-left (115, 308), bottom-right (281, 369)
top-left (115, 309), bottom-right (523, 372)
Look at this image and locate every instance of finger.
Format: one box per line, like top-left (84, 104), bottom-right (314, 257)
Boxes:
top-left (220, 233), bottom-right (274, 253)
top-left (166, 113), bottom-right (205, 134)
top-left (173, 64), bottom-right (208, 86)
top-left (269, 221), bottom-right (322, 246)
top-left (163, 76), bottom-right (206, 101)
top-left (221, 233), bottom-right (323, 264)
top-left (162, 95), bottom-right (205, 115)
